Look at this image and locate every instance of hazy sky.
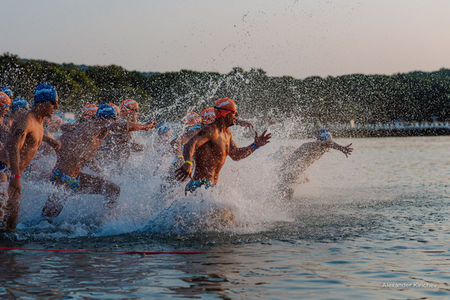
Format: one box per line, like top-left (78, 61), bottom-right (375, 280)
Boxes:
top-left (1, 0), bottom-right (449, 78)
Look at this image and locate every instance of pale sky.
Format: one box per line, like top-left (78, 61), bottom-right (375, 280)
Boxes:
top-left (1, 0), bottom-right (449, 78)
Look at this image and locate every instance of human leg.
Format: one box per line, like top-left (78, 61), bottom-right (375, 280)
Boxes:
top-left (79, 173), bottom-right (120, 210)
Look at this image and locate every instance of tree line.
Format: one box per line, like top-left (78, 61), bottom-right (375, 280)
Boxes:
top-left (1, 53), bottom-right (448, 126)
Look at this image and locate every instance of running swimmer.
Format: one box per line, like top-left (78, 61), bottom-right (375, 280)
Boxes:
top-left (0, 84), bottom-right (60, 231)
top-left (175, 98), bottom-right (271, 193)
top-left (6, 97), bottom-right (30, 129)
top-left (40, 104), bottom-right (154, 221)
top-left (277, 129), bottom-right (353, 199)
top-left (0, 92), bottom-right (12, 144)
top-left (100, 99), bottom-right (157, 170)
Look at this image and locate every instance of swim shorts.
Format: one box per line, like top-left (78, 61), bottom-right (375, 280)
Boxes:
top-left (185, 180), bottom-right (214, 195)
top-left (0, 161), bottom-right (8, 173)
top-left (51, 168), bottom-right (81, 189)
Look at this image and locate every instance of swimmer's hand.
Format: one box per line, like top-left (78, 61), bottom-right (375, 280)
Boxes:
top-left (341, 143), bottom-right (353, 158)
top-left (143, 121), bottom-right (158, 131)
top-left (254, 130), bottom-right (272, 148)
top-left (237, 120), bottom-right (254, 130)
top-left (175, 162), bottom-right (192, 182)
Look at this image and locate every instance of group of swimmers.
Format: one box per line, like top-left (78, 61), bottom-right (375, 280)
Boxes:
top-left (0, 84), bottom-right (353, 232)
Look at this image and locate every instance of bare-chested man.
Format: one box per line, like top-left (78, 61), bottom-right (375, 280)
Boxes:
top-left (171, 108), bottom-right (255, 168)
top-left (0, 84), bottom-right (60, 231)
top-left (278, 129), bottom-right (353, 199)
top-left (175, 98), bottom-right (271, 194)
top-left (100, 99), bottom-right (156, 170)
top-left (41, 104), bottom-right (156, 220)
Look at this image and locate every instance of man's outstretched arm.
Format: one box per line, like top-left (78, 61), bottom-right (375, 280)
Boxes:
top-left (229, 130), bottom-right (271, 161)
top-left (329, 142), bottom-right (353, 158)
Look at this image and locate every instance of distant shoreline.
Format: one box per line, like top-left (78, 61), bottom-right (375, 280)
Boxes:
top-left (325, 128), bottom-right (449, 138)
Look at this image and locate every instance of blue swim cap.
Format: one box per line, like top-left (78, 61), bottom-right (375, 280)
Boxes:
top-left (34, 83), bottom-right (57, 103)
top-left (11, 97), bottom-right (29, 112)
top-left (97, 104), bottom-right (117, 119)
top-left (157, 121), bottom-right (171, 136)
top-left (317, 129), bottom-right (332, 141)
top-left (0, 87), bottom-right (12, 98)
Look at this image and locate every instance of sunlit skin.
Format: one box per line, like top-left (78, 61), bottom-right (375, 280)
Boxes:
top-left (0, 99), bottom-right (60, 231)
top-left (175, 110), bottom-right (271, 185)
top-left (40, 116), bottom-right (156, 219)
top-left (101, 110), bottom-right (157, 164)
top-left (278, 139), bottom-right (353, 199)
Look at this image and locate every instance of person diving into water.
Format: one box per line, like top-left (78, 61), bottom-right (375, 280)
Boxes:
top-left (277, 129), bottom-right (353, 199)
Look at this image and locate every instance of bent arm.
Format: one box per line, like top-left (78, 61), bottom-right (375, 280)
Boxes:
top-left (181, 129), bottom-right (212, 163)
top-left (6, 123), bottom-right (28, 175)
top-left (228, 139), bottom-right (255, 161)
top-left (43, 135), bottom-right (61, 151)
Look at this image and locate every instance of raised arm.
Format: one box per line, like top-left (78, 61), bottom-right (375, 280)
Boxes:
top-left (229, 130), bottom-right (271, 161)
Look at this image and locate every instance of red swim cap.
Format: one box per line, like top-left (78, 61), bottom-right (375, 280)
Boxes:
top-left (214, 98), bottom-right (237, 118)
top-left (108, 103), bottom-right (121, 117)
top-left (201, 107), bottom-right (215, 125)
top-left (183, 112), bottom-right (201, 127)
top-left (0, 92), bottom-right (11, 108)
top-left (81, 104), bottom-right (98, 119)
top-left (120, 99), bottom-right (139, 114)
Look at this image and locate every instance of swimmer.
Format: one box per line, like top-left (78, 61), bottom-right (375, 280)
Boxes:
top-left (0, 92), bottom-right (12, 211)
top-left (170, 111), bottom-right (203, 166)
top-left (100, 99), bottom-right (157, 170)
top-left (172, 108), bottom-right (255, 166)
top-left (5, 97), bottom-right (29, 129)
top-left (175, 98), bottom-right (271, 194)
top-left (278, 129), bottom-right (353, 199)
top-left (79, 104), bottom-right (98, 122)
top-left (0, 92), bottom-right (12, 144)
top-left (0, 84), bottom-right (60, 231)
top-left (40, 104), bottom-right (154, 220)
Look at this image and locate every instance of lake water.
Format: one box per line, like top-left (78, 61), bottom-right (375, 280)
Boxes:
top-left (1, 136), bottom-right (449, 299)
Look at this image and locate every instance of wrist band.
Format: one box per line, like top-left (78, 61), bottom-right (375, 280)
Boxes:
top-left (251, 143), bottom-right (259, 150)
top-left (185, 160), bottom-right (193, 166)
top-left (12, 174), bottom-right (20, 179)
top-left (177, 155), bottom-right (184, 159)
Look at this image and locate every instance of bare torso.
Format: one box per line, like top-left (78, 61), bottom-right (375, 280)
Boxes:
top-left (191, 126), bottom-right (232, 184)
top-left (0, 112), bottom-right (45, 172)
top-left (55, 120), bottom-right (112, 177)
top-left (280, 141), bottom-right (330, 184)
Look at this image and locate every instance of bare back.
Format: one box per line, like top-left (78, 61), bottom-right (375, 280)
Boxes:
top-left (55, 120), bottom-right (111, 177)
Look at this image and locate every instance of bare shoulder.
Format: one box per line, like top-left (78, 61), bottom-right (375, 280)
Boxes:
top-left (198, 125), bottom-right (219, 138)
top-left (10, 112), bottom-right (32, 135)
